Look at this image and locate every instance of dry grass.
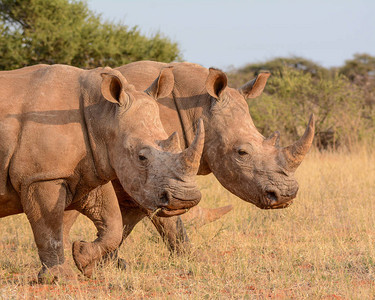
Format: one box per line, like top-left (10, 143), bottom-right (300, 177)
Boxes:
top-left (1, 147), bottom-right (375, 299)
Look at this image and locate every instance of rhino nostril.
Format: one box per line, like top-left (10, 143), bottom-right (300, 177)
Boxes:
top-left (266, 191), bottom-right (278, 203)
top-left (160, 191), bottom-right (170, 206)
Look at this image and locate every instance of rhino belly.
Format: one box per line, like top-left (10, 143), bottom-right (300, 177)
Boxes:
top-left (0, 188), bottom-right (22, 218)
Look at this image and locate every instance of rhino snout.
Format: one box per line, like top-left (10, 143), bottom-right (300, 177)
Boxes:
top-left (158, 188), bottom-right (201, 211)
top-left (261, 183), bottom-right (299, 209)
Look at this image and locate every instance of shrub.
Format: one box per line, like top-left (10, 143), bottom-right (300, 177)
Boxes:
top-left (229, 58), bottom-right (375, 149)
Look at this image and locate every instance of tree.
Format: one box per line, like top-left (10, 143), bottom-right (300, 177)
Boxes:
top-left (0, 0), bottom-right (181, 70)
top-left (339, 53), bottom-right (375, 107)
top-left (339, 53), bottom-right (375, 82)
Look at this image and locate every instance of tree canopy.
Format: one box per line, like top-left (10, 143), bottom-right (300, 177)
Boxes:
top-left (0, 0), bottom-right (181, 70)
top-left (339, 53), bottom-right (375, 82)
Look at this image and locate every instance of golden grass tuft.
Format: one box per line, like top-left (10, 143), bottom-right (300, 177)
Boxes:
top-left (1, 147), bottom-right (374, 298)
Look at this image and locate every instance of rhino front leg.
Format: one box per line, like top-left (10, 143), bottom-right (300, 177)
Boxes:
top-left (150, 215), bottom-right (191, 254)
top-left (72, 182), bottom-right (122, 277)
top-left (62, 206), bottom-right (146, 270)
top-left (21, 180), bottom-right (74, 283)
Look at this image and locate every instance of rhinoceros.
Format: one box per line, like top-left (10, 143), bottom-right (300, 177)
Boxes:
top-left (0, 64), bottom-right (205, 281)
top-left (63, 61), bottom-right (315, 265)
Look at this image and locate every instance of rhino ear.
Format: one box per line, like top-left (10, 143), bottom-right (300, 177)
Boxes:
top-left (205, 68), bottom-right (228, 100)
top-left (100, 72), bottom-right (130, 107)
top-left (145, 67), bottom-right (174, 100)
top-left (238, 72), bottom-right (270, 99)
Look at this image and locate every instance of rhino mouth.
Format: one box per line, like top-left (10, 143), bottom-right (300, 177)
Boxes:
top-left (156, 207), bottom-right (190, 217)
top-left (158, 190), bottom-right (201, 211)
top-left (257, 190), bottom-right (295, 209)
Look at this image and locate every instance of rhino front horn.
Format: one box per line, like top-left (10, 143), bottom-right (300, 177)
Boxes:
top-left (180, 119), bottom-right (205, 175)
top-left (282, 114), bottom-right (315, 172)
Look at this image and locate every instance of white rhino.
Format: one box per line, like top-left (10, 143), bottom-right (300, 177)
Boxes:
top-left (0, 64), bottom-right (205, 281)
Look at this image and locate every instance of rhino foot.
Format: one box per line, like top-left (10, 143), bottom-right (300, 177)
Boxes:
top-left (37, 263), bottom-right (77, 284)
top-left (72, 241), bottom-right (98, 278)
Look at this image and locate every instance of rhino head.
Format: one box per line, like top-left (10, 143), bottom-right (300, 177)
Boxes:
top-left (201, 68), bottom-right (314, 209)
top-left (86, 67), bottom-right (204, 216)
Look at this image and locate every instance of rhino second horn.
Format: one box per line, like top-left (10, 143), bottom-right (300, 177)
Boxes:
top-left (282, 114), bottom-right (315, 172)
top-left (160, 131), bottom-right (182, 153)
top-left (180, 119), bottom-right (205, 175)
top-left (263, 131), bottom-right (280, 147)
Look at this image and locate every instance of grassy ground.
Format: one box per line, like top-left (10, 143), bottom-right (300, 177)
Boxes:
top-left (1, 147), bottom-right (374, 299)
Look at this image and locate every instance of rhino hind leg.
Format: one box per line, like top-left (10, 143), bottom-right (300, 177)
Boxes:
top-left (21, 180), bottom-right (73, 283)
top-left (100, 206), bottom-right (147, 270)
top-left (150, 215), bottom-right (191, 254)
top-left (147, 205), bottom-right (233, 255)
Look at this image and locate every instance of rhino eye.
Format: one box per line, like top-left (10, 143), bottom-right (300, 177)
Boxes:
top-left (138, 147), bottom-right (151, 163)
top-left (237, 149), bottom-right (248, 156)
top-left (138, 155), bottom-right (147, 161)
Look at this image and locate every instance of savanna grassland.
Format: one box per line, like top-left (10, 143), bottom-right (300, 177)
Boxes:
top-left (0, 147), bottom-right (374, 299)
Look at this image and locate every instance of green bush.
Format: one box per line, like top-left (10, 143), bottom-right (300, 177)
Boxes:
top-left (229, 56), bottom-right (375, 149)
top-left (0, 0), bottom-right (181, 70)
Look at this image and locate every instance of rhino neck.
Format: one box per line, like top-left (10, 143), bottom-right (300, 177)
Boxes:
top-left (166, 91), bottom-right (213, 175)
top-left (80, 73), bottom-right (116, 183)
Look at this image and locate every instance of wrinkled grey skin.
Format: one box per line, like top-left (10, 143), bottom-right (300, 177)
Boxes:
top-left (0, 64), bottom-right (204, 281)
top-left (63, 61), bottom-right (315, 266)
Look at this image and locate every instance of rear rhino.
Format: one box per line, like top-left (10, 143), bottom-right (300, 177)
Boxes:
top-left (0, 64), bottom-right (204, 281)
top-left (111, 62), bottom-right (315, 253)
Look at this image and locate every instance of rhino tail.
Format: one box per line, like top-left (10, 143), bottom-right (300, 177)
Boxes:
top-left (180, 205), bottom-right (233, 228)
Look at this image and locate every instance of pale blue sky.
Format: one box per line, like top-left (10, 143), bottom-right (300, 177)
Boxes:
top-left (88, 0), bottom-right (375, 70)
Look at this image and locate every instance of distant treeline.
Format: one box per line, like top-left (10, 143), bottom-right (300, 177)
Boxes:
top-left (228, 55), bottom-right (375, 149)
top-left (0, 0), bottom-right (180, 69)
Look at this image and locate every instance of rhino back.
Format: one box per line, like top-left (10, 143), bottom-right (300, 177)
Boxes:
top-left (116, 61), bottom-right (168, 90)
top-left (117, 61), bottom-right (208, 94)
top-left (0, 65), bottom-right (90, 192)
top-left (116, 61), bottom-right (209, 149)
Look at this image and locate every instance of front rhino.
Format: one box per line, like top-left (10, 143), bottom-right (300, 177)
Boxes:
top-left (70, 68), bottom-right (204, 276)
top-left (0, 64), bottom-right (204, 281)
top-left (73, 67), bottom-right (205, 275)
